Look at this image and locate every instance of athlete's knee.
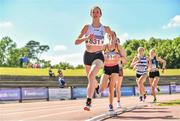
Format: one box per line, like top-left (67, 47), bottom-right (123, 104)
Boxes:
top-left (136, 81), bottom-right (141, 86)
top-left (88, 79), bottom-right (96, 85)
top-left (137, 80), bottom-right (142, 85)
top-left (139, 82), bottom-right (144, 88)
top-left (154, 78), bottom-right (159, 84)
top-left (92, 59), bottom-right (104, 67)
top-left (109, 88), bottom-right (115, 94)
top-left (116, 84), bottom-right (121, 89)
top-left (149, 82), bottom-right (153, 86)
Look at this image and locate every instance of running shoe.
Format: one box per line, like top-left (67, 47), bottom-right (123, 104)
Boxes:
top-left (95, 85), bottom-right (100, 94)
top-left (153, 97), bottom-right (157, 103)
top-left (143, 92), bottom-right (147, 101)
top-left (95, 85), bottom-right (101, 97)
top-left (117, 101), bottom-right (122, 108)
top-left (109, 104), bottom-right (114, 111)
top-left (84, 98), bottom-right (91, 111)
top-left (108, 104), bottom-right (115, 116)
top-left (84, 105), bottom-right (91, 111)
top-left (139, 96), bottom-right (143, 102)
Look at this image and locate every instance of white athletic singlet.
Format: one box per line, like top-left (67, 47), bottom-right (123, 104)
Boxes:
top-left (85, 24), bottom-right (105, 47)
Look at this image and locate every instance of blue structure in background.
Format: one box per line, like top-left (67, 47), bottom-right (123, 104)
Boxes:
top-left (20, 57), bottom-right (29, 63)
top-left (0, 85), bottom-right (180, 102)
top-left (19, 57), bottom-right (29, 67)
top-left (72, 87), bottom-right (87, 98)
top-left (101, 87), bottom-right (135, 97)
top-left (121, 87), bottom-right (135, 96)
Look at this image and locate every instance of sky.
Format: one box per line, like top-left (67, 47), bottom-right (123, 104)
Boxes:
top-left (0, 0), bottom-right (180, 66)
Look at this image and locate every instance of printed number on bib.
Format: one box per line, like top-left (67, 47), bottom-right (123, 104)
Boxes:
top-left (86, 39), bottom-right (104, 46)
top-left (137, 66), bottom-right (146, 72)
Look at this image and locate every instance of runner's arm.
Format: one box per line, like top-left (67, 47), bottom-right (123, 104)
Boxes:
top-left (119, 45), bottom-right (127, 64)
top-left (146, 57), bottom-right (151, 71)
top-left (131, 56), bottom-right (138, 68)
top-left (157, 57), bottom-right (166, 72)
top-left (104, 26), bottom-right (113, 39)
top-left (75, 25), bottom-right (89, 45)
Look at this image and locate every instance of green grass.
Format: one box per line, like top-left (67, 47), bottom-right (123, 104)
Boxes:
top-left (0, 67), bottom-right (180, 76)
top-left (157, 100), bottom-right (180, 106)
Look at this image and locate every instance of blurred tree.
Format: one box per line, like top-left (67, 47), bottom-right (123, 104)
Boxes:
top-left (0, 37), bottom-right (16, 66)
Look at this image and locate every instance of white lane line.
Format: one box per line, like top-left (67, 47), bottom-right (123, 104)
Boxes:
top-left (1, 103), bottom-right (106, 116)
top-left (0, 99), bottom-right (84, 109)
top-left (20, 104), bottom-right (106, 121)
top-left (86, 103), bottom-right (148, 121)
top-left (1, 102), bottom-right (84, 114)
top-left (0, 98), bottom-right (104, 112)
top-left (0, 100), bottom-right (82, 111)
top-left (1, 98), bottom-right (99, 113)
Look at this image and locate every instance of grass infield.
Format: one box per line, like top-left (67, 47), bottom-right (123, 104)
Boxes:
top-left (157, 100), bottom-right (180, 106)
top-left (0, 67), bottom-right (179, 76)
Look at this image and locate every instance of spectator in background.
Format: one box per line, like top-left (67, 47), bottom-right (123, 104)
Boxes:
top-left (57, 69), bottom-right (66, 87)
top-left (20, 58), bottom-right (23, 67)
top-left (48, 67), bottom-right (55, 78)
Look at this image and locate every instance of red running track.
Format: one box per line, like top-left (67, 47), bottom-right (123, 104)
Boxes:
top-left (0, 94), bottom-right (180, 121)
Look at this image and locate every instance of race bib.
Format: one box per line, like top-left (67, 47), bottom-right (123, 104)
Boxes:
top-left (86, 39), bottom-right (104, 46)
top-left (137, 66), bottom-right (146, 72)
top-left (105, 52), bottom-right (117, 60)
top-left (86, 35), bottom-right (104, 46)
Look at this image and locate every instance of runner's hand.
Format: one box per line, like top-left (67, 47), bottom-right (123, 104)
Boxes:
top-left (87, 34), bottom-right (95, 40)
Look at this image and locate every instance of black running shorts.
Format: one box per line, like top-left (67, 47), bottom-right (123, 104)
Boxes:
top-left (83, 51), bottom-right (104, 66)
top-left (136, 73), bottom-right (147, 79)
top-left (136, 74), bottom-right (142, 78)
top-left (149, 71), bottom-right (160, 78)
top-left (104, 65), bottom-right (119, 75)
